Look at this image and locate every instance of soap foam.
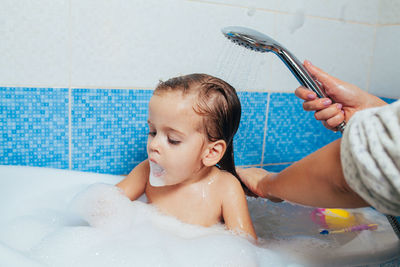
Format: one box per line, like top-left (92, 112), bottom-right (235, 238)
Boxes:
top-left (21, 184), bottom-right (288, 267)
top-left (70, 183), bottom-right (134, 231)
top-left (149, 160), bottom-right (167, 187)
top-left (1, 166), bottom-right (397, 266)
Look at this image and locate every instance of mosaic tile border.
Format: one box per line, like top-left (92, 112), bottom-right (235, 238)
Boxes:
top-left (0, 87), bottom-right (398, 175)
top-left (0, 87), bottom-right (69, 169)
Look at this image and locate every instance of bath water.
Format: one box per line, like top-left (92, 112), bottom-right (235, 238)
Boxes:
top-left (0, 166), bottom-right (398, 266)
top-left (0, 182), bottom-right (289, 267)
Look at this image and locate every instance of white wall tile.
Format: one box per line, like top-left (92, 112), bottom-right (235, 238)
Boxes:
top-left (0, 0), bottom-right (69, 87)
top-left (277, 0), bottom-right (380, 24)
top-left (266, 13), bottom-right (375, 93)
top-left (70, 0), bottom-right (275, 90)
top-left (189, 0), bottom-right (280, 12)
top-left (379, 0), bottom-right (400, 25)
top-left (193, 0), bottom-right (381, 24)
top-left (1, 0), bottom-right (398, 97)
top-left (370, 25), bottom-right (400, 98)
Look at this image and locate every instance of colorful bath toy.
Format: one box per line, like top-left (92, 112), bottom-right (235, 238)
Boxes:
top-left (311, 208), bottom-right (357, 229)
top-left (319, 224), bottom-right (378, 235)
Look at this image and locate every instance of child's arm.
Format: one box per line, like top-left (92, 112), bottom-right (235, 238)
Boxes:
top-left (221, 176), bottom-right (257, 240)
top-left (116, 159), bottom-right (149, 200)
top-left (70, 160), bottom-right (149, 229)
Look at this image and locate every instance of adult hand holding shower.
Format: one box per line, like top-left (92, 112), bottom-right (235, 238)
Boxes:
top-left (238, 60), bottom-right (400, 237)
top-left (295, 60), bottom-right (387, 130)
top-left (222, 26), bottom-right (400, 238)
top-left (221, 26), bottom-right (347, 132)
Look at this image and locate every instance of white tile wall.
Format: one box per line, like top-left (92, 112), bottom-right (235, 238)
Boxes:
top-left (276, 0), bottom-right (381, 24)
top-left (193, 0), bottom-right (381, 24)
top-left (69, 0), bottom-right (275, 89)
top-left (370, 25), bottom-right (400, 98)
top-left (269, 12), bottom-right (375, 92)
top-left (0, 0), bottom-right (69, 87)
top-left (379, 0), bottom-right (400, 25)
top-left (0, 0), bottom-right (399, 98)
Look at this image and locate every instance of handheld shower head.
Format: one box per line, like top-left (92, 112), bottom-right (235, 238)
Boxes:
top-left (222, 26), bottom-right (346, 132)
top-left (222, 26), bottom-right (400, 239)
top-left (222, 26), bottom-right (283, 54)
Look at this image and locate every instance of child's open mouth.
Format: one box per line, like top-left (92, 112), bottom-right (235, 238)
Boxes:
top-left (149, 160), bottom-right (166, 186)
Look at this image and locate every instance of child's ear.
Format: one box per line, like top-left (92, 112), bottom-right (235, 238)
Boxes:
top-left (202, 140), bottom-right (226, 167)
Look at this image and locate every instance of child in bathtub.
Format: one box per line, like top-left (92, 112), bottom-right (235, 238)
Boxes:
top-left (116, 73), bottom-right (257, 240)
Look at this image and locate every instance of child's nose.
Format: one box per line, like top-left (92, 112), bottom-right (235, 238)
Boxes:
top-left (148, 136), bottom-right (160, 153)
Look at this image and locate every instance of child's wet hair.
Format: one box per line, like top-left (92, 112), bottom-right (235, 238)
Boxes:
top-left (154, 73), bottom-right (241, 180)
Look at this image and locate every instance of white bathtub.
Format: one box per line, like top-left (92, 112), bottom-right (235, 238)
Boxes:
top-left (0, 165), bottom-right (399, 266)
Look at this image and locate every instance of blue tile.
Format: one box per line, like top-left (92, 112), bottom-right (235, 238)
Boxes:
top-left (380, 97), bottom-right (398, 104)
top-left (1, 88), bottom-right (353, 174)
top-left (234, 92), bottom-right (268, 166)
top-left (0, 87), bottom-right (69, 168)
top-left (264, 93), bottom-right (341, 164)
top-left (72, 89), bottom-right (153, 174)
top-left (263, 164), bottom-right (290, 173)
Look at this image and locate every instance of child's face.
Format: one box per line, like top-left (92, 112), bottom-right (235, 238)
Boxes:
top-left (147, 90), bottom-right (209, 186)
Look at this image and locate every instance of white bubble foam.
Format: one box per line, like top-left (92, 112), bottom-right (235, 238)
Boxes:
top-left (149, 160), bottom-right (167, 187)
top-left (69, 183), bottom-right (134, 231)
top-left (10, 183), bottom-right (287, 267)
top-left (0, 241), bottom-right (42, 267)
top-left (3, 166), bottom-right (395, 266)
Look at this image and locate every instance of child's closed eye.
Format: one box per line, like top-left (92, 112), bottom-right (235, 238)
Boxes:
top-left (148, 131), bottom-right (156, 137)
top-left (168, 137), bottom-right (181, 145)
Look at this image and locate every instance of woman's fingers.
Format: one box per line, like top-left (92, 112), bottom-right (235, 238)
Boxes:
top-left (303, 60), bottom-right (340, 91)
top-left (302, 98), bottom-right (333, 111)
top-left (314, 103), bottom-right (343, 120)
top-left (295, 78), bottom-right (346, 131)
top-left (314, 103), bottom-right (345, 130)
top-left (325, 111), bottom-right (345, 129)
top-left (236, 168), bottom-right (268, 198)
top-left (295, 86), bottom-right (316, 100)
top-left (296, 87), bottom-right (335, 111)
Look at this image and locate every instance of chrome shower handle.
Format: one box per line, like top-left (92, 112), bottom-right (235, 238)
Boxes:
top-left (222, 26), bottom-right (346, 132)
top-left (279, 49), bottom-right (346, 132)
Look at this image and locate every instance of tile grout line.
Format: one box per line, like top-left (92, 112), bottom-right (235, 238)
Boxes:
top-left (0, 85), bottom-right (69, 89)
top-left (0, 84), bottom-right (155, 90)
top-left (262, 162), bottom-right (294, 166)
top-left (68, 0), bottom-right (72, 170)
top-left (259, 12), bottom-right (276, 166)
top-left (185, 0), bottom-right (391, 27)
top-left (237, 162), bottom-right (294, 168)
top-left (68, 89), bottom-right (72, 169)
top-left (260, 92), bottom-right (270, 165)
top-left (237, 164), bottom-right (263, 168)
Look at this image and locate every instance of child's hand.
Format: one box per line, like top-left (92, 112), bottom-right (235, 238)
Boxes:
top-left (236, 168), bottom-right (282, 202)
top-left (296, 60), bottom-right (387, 131)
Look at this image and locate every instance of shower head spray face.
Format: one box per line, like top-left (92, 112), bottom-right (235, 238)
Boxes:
top-left (221, 26), bottom-right (284, 53)
top-left (221, 26), bottom-right (346, 132)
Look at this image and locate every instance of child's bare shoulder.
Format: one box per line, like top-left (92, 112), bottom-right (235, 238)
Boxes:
top-left (215, 169), bottom-right (244, 194)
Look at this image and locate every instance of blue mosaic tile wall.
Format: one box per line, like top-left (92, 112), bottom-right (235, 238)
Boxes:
top-left (0, 88), bottom-right (69, 169)
top-left (264, 93), bottom-right (341, 164)
top-left (1, 87), bottom-right (397, 175)
top-left (234, 92), bottom-right (268, 166)
top-left (72, 89), bottom-right (152, 174)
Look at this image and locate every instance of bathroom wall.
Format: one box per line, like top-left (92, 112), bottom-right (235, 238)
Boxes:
top-left (1, 0), bottom-right (399, 174)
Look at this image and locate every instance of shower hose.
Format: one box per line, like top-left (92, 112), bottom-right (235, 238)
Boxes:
top-left (386, 215), bottom-right (400, 240)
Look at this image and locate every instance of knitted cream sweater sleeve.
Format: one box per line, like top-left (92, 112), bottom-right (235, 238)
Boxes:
top-left (341, 100), bottom-right (400, 216)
